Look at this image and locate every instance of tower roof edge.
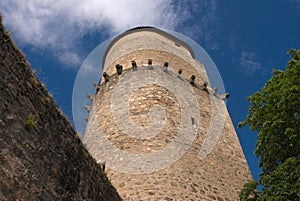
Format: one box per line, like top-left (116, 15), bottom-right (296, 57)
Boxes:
top-left (102, 27), bottom-right (195, 68)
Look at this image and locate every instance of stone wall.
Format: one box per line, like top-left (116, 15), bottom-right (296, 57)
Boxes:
top-left (86, 68), bottom-right (252, 200)
top-left (84, 44), bottom-right (252, 201)
top-left (84, 29), bottom-right (253, 200)
top-left (0, 16), bottom-right (122, 201)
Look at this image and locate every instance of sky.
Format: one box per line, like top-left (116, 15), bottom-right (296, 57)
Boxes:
top-left (1, 0), bottom-right (300, 182)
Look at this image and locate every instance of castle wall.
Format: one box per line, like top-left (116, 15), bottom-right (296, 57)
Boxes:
top-left (84, 29), bottom-right (252, 200)
top-left (0, 17), bottom-right (121, 200)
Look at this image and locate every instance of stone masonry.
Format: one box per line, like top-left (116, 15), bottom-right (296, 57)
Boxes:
top-left (0, 16), bottom-right (122, 200)
top-left (84, 27), bottom-right (252, 200)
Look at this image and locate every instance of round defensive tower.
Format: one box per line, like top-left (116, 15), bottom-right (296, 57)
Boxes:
top-left (83, 27), bottom-right (252, 200)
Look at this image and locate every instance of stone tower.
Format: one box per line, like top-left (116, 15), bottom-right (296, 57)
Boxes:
top-left (83, 27), bottom-right (252, 200)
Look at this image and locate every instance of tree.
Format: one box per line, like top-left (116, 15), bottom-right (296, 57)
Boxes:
top-left (238, 49), bottom-right (300, 200)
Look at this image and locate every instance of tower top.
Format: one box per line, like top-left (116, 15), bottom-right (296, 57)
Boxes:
top-left (102, 26), bottom-right (195, 68)
top-left (73, 28), bottom-right (225, 137)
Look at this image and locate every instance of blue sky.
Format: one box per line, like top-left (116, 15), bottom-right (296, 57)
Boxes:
top-left (1, 0), bottom-right (300, 182)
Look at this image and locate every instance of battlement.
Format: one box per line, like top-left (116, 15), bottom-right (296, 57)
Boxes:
top-left (98, 62), bottom-right (226, 100)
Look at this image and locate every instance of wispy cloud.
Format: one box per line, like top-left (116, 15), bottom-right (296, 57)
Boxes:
top-left (0, 0), bottom-right (182, 67)
top-left (239, 51), bottom-right (262, 75)
top-left (289, 0), bottom-right (300, 9)
top-left (174, 0), bottom-right (219, 50)
top-left (227, 33), bottom-right (241, 51)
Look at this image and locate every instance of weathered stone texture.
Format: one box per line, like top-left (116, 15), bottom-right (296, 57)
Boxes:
top-left (0, 17), bottom-right (121, 200)
top-left (102, 31), bottom-right (208, 84)
top-left (104, 31), bottom-right (193, 68)
top-left (85, 29), bottom-right (252, 201)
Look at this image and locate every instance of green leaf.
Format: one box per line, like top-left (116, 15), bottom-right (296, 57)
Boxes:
top-left (239, 49), bottom-right (300, 200)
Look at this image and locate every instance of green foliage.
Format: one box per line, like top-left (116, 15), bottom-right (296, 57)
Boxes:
top-left (25, 113), bottom-right (37, 130)
top-left (260, 157), bottom-right (300, 200)
top-left (239, 49), bottom-right (300, 200)
top-left (239, 181), bottom-right (260, 201)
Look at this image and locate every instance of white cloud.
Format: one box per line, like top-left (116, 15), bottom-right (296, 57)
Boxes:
top-left (1, 0), bottom-right (221, 66)
top-left (239, 51), bottom-right (262, 75)
top-left (0, 0), bottom-right (180, 67)
top-left (58, 51), bottom-right (82, 66)
top-left (81, 63), bottom-right (99, 75)
top-left (174, 0), bottom-right (219, 50)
